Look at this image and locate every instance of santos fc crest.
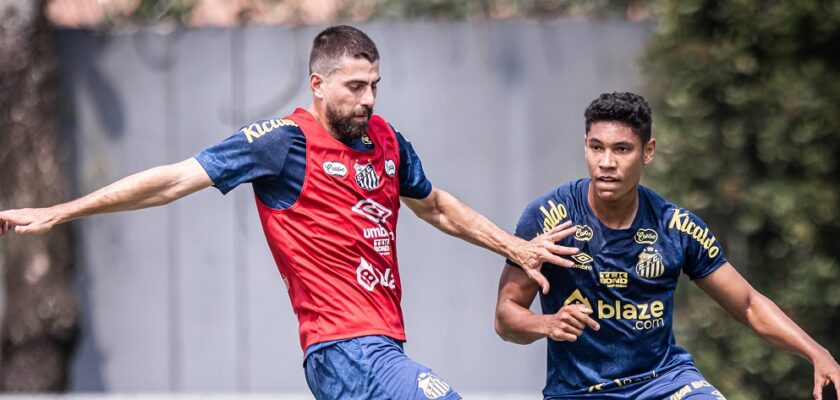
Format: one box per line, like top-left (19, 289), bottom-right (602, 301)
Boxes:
top-left (636, 246), bottom-right (665, 279)
top-left (354, 162), bottom-right (380, 191)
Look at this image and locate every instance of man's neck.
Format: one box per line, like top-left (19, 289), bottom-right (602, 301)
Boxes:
top-left (307, 104), bottom-right (341, 141)
top-left (587, 183), bottom-right (639, 230)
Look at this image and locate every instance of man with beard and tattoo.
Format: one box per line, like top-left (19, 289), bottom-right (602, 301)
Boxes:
top-left (0, 26), bottom-right (581, 399)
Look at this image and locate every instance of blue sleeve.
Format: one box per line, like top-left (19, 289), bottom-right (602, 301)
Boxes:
top-left (194, 120), bottom-right (300, 194)
top-left (392, 126), bottom-right (433, 199)
top-left (505, 198), bottom-right (548, 268)
top-left (675, 209), bottom-right (727, 280)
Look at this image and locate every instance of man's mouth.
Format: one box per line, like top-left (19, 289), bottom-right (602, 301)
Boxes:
top-left (598, 176), bottom-right (619, 183)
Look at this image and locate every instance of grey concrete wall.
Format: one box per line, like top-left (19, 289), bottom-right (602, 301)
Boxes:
top-left (55, 21), bottom-right (650, 393)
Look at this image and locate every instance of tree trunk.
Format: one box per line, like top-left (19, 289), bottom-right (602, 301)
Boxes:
top-left (0, 0), bottom-right (79, 391)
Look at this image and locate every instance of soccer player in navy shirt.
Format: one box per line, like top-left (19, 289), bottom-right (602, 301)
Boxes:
top-left (495, 92), bottom-right (840, 400)
top-left (0, 26), bottom-right (580, 399)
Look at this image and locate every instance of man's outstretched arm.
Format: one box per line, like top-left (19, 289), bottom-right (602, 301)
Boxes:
top-left (401, 187), bottom-right (578, 293)
top-left (0, 158), bottom-right (213, 237)
top-left (696, 263), bottom-right (840, 400)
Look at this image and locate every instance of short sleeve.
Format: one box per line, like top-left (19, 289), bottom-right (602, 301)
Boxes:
top-left (674, 209), bottom-right (727, 280)
top-left (194, 120), bottom-right (301, 194)
top-left (505, 199), bottom-right (549, 268)
top-left (393, 127), bottom-right (433, 199)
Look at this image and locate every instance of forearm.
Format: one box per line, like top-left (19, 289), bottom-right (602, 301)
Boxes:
top-left (743, 292), bottom-right (830, 362)
top-left (54, 158), bottom-right (211, 224)
top-left (416, 189), bottom-right (520, 259)
top-left (495, 299), bottom-right (547, 345)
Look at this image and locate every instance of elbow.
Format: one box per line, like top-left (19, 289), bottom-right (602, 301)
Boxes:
top-left (494, 314), bottom-right (529, 345)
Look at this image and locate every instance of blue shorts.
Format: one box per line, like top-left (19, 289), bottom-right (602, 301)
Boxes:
top-left (547, 365), bottom-right (726, 400)
top-left (304, 335), bottom-right (461, 400)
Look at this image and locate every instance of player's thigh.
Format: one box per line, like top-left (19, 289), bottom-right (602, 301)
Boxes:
top-left (304, 339), bottom-right (373, 400)
top-left (658, 367), bottom-right (726, 400)
top-left (363, 339), bottom-right (461, 400)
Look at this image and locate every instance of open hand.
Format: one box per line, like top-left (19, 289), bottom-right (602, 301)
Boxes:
top-left (512, 221), bottom-right (580, 294)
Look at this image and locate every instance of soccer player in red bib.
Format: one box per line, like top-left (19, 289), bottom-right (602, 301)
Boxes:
top-left (0, 26), bottom-right (581, 399)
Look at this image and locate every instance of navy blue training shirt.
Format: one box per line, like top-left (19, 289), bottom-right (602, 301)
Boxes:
top-left (194, 119), bottom-right (433, 207)
top-left (511, 178), bottom-right (727, 397)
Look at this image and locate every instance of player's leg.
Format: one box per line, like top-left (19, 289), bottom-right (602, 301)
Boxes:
top-left (361, 335), bottom-right (462, 400)
top-left (304, 338), bottom-right (376, 399)
top-left (304, 335), bottom-right (461, 400)
top-left (633, 365), bottom-right (726, 400)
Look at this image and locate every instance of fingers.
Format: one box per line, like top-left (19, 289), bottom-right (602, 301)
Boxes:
top-left (543, 220), bottom-right (573, 237)
top-left (547, 244), bottom-right (580, 256)
top-left (548, 305), bottom-right (600, 341)
top-left (526, 269), bottom-right (550, 294)
top-left (541, 253), bottom-right (575, 268)
top-left (813, 377), bottom-right (823, 400)
top-left (546, 223), bottom-right (578, 243)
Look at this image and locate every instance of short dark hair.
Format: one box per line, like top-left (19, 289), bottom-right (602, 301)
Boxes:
top-left (584, 92), bottom-right (652, 143)
top-left (309, 25), bottom-right (379, 76)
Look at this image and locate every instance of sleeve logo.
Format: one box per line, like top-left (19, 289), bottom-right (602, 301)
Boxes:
top-left (668, 209), bottom-right (721, 258)
top-left (240, 118), bottom-right (297, 143)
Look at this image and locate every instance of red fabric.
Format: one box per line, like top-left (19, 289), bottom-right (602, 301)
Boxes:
top-left (256, 108), bottom-right (405, 352)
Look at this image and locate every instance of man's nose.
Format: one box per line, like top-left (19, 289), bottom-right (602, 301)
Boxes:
top-left (599, 151), bottom-right (616, 169)
top-left (360, 86), bottom-right (375, 108)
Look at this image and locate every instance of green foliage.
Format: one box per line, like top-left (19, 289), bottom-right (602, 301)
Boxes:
top-left (644, 0), bottom-right (840, 398)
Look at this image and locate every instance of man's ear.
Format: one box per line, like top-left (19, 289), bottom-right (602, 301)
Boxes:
top-left (310, 73), bottom-right (326, 99)
top-left (643, 138), bottom-right (656, 165)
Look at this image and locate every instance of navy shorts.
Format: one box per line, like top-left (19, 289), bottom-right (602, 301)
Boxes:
top-left (547, 364), bottom-right (726, 400)
top-left (304, 335), bottom-right (461, 400)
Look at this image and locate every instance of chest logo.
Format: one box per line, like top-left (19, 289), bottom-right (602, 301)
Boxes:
top-left (322, 161), bottom-right (348, 177)
top-left (635, 229), bottom-right (658, 245)
top-left (354, 162), bottom-right (380, 191)
top-left (385, 159), bottom-right (396, 177)
top-left (356, 257), bottom-right (395, 292)
top-left (636, 246), bottom-right (665, 279)
top-left (361, 134), bottom-right (373, 145)
top-left (574, 225), bottom-right (593, 241)
top-left (352, 199), bottom-right (392, 224)
top-left (569, 252), bottom-right (594, 271)
top-left (563, 289), bottom-right (592, 309)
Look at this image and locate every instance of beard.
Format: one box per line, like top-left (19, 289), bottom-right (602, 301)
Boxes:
top-left (325, 103), bottom-right (373, 141)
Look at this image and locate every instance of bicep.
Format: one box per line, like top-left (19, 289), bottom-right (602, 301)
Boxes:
top-left (401, 186), bottom-right (441, 220)
top-left (497, 263), bottom-right (540, 309)
top-left (694, 262), bottom-right (755, 320)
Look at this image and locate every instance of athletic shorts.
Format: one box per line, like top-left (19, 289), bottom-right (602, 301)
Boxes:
top-left (546, 364), bottom-right (726, 400)
top-left (304, 335), bottom-right (461, 400)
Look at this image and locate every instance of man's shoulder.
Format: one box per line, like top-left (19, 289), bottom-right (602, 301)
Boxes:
top-left (520, 179), bottom-right (586, 221)
top-left (237, 117), bottom-right (304, 145)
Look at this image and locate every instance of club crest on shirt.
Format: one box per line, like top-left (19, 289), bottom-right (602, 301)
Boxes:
top-left (385, 159), bottom-right (396, 177)
top-left (636, 246), bottom-right (665, 279)
top-left (361, 133), bottom-right (373, 145)
top-left (354, 162), bottom-right (380, 191)
top-left (417, 372), bottom-right (451, 399)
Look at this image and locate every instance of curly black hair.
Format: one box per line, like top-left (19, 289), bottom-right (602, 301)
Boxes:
top-left (584, 92), bottom-right (652, 143)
